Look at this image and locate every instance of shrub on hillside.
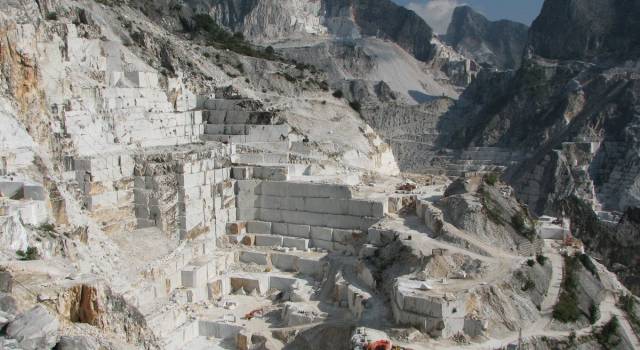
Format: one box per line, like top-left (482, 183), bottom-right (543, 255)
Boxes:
top-left (16, 247), bottom-right (39, 261)
top-left (189, 14), bottom-right (278, 60)
top-left (484, 172), bottom-right (499, 186)
top-left (578, 253), bottom-right (598, 278)
top-left (536, 254), bottom-right (547, 266)
top-left (553, 255), bottom-right (580, 322)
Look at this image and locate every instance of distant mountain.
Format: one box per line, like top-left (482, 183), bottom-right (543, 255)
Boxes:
top-left (528, 0), bottom-right (640, 61)
top-left (445, 6), bottom-right (528, 70)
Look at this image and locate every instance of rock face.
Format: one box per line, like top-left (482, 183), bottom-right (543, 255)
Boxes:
top-left (208, 0), bottom-right (326, 43)
top-left (280, 37), bottom-right (459, 103)
top-left (445, 6), bottom-right (529, 70)
top-left (528, 0), bottom-right (640, 61)
top-left (55, 283), bottom-right (157, 348)
top-left (165, 0), bottom-right (459, 102)
top-left (438, 179), bottom-right (539, 253)
top-left (6, 305), bottom-right (59, 350)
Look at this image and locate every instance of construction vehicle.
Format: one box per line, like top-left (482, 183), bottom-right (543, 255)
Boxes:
top-left (243, 308), bottom-right (263, 320)
top-left (367, 339), bottom-right (392, 350)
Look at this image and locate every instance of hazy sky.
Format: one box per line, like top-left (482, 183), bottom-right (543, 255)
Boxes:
top-left (392, 0), bottom-right (545, 33)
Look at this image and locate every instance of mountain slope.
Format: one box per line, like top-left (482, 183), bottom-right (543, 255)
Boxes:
top-left (166, 0), bottom-right (436, 61)
top-left (445, 6), bottom-right (529, 70)
top-left (132, 0), bottom-right (465, 103)
top-left (432, 0), bottom-right (640, 298)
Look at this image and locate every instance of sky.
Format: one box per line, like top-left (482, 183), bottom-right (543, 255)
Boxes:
top-left (392, 0), bottom-right (545, 33)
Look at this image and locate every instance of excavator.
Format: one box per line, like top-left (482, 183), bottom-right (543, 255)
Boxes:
top-left (367, 339), bottom-right (393, 350)
top-left (352, 327), bottom-right (413, 350)
top-left (243, 308), bottom-right (264, 320)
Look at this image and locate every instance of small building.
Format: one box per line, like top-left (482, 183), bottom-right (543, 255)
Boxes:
top-left (432, 248), bottom-right (449, 256)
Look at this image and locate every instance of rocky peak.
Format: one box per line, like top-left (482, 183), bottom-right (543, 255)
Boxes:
top-left (445, 5), bottom-right (528, 70)
top-left (528, 0), bottom-right (640, 61)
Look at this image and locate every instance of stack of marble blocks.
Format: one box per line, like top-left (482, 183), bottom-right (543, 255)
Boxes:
top-left (75, 153), bottom-right (137, 234)
top-left (134, 147), bottom-right (235, 240)
top-left (105, 71), bottom-right (203, 148)
top-left (233, 180), bottom-right (387, 253)
top-left (201, 99), bottom-right (290, 165)
top-left (392, 279), bottom-right (466, 338)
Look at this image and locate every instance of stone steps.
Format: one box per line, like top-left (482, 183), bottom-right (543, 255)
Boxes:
top-left (202, 125), bottom-right (291, 167)
top-left (238, 248), bottom-right (326, 276)
top-left (199, 98), bottom-right (298, 169)
top-left (135, 244), bottom-right (226, 346)
top-left (126, 239), bottom-right (216, 308)
top-left (229, 219), bottom-right (369, 254)
top-left (203, 110), bottom-right (274, 125)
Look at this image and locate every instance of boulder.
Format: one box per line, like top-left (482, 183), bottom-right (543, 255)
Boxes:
top-left (281, 302), bottom-right (326, 326)
top-left (0, 310), bottom-right (15, 328)
top-left (236, 330), bottom-right (279, 350)
top-left (443, 176), bottom-right (482, 197)
top-left (0, 293), bottom-right (18, 314)
top-left (0, 271), bottom-right (13, 293)
top-left (55, 335), bottom-right (100, 350)
top-left (6, 305), bottom-right (59, 350)
top-left (288, 281), bottom-right (313, 302)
